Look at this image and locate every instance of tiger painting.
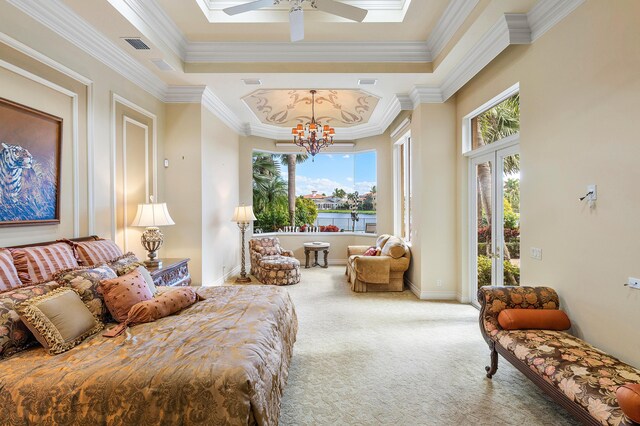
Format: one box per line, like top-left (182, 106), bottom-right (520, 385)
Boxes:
top-left (0, 142), bottom-right (33, 204)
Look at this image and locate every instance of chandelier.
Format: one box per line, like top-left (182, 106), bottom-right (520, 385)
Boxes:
top-left (291, 90), bottom-right (335, 158)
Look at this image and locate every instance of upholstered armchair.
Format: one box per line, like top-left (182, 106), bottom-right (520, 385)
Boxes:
top-left (249, 237), bottom-right (300, 285)
top-left (346, 234), bottom-right (410, 292)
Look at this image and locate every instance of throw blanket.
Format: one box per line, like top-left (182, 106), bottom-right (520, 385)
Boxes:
top-left (0, 285), bottom-right (298, 426)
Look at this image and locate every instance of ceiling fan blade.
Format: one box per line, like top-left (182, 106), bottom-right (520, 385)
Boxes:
top-left (313, 0), bottom-right (368, 22)
top-left (223, 0), bottom-right (273, 16)
top-left (289, 8), bottom-right (304, 42)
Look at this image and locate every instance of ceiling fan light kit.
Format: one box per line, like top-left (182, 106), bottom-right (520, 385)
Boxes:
top-left (223, 0), bottom-right (368, 42)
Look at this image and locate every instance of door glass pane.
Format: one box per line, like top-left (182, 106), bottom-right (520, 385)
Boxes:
top-left (502, 153), bottom-right (520, 286)
top-left (476, 160), bottom-right (493, 289)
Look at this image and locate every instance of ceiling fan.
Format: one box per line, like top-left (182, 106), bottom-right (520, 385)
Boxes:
top-left (223, 0), bottom-right (368, 42)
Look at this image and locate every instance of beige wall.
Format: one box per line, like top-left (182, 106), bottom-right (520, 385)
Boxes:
top-left (406, 102), bottom-right (458, 299)
top-left (0, 2), bottom-right (165, 248)
top-left (200, 107), bottom-right (240, 285)
top-left (455, 0), bottom-right (640, 365)
top-left (163, 104), bottom-right (241, 286)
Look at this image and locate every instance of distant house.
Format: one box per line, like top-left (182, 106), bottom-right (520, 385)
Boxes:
top-left (303, 191), bottom-right (343, 210)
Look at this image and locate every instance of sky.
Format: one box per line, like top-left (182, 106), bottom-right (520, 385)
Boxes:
top-left (286, 152), bottom-right (377, 197)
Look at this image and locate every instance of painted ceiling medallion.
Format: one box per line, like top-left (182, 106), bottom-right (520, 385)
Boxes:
top-left (242, 89), bottom-right (380, 128)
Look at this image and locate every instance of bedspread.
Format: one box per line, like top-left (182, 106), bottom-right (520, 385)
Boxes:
top-left (0, 285), bottom-right (298, 426)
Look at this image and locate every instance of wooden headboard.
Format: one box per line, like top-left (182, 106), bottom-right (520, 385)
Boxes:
top-left (7, 236), bottom-right (100, 249)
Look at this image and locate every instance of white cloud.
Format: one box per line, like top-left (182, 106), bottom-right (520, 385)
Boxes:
top-left (296, 175), bottom-right (353, 196)
top-left (342, 154), bottom-right (350, 159)
top-left (346, 177), bottom-right (353, 182)
top-left (355, 181), bottom-right (376, 194)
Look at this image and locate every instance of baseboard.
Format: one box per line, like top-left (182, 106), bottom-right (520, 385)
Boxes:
top-left (405, 278), bottom-right (457, 300)
top-left (212, 264), bottom-right (241, 286)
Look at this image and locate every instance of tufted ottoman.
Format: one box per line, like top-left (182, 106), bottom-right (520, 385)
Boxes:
top-left (256, 255), bottom-right (301, 286)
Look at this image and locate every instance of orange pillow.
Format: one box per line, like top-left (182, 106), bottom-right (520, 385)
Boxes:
top-left (103, 287), bottom-right (198, 338)
top-left (617, 384), bottom-right (640, 424)
top-left (498, 309), bottom-right (571, 330)
top-left (99, 269), bottom-right (153, 322)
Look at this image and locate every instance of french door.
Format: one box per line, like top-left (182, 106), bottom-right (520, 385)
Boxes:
top-left (470, 144), bottom-right (520, 305)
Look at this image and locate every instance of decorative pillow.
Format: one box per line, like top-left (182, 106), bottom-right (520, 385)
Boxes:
top-left (103, 287), bottom-right (198, 338)
top-left (10, 243), bottom-right (79, 285)
top-left (71, 239), bottom-right (123, 266)
top-left (99, 269), bottom-right (153, 323)
top-left (17, 287), bottom-right (103, 355)
top-left (136, 266), bottom-right (157, 295)
top-left (0, 281), bottom-right (60, 357)
top-left (497, 309), bottom-right (571, 331)
top-left (617, 384), bottom-right (640, 424)
top-left (55, 265), bottom-right (117, 320)
top-left (363, 246), bottom-right (379, 256)
top-left (107, 252), bottom-right (141, 276)
top-left (0, 248), bottom-right (23, 291)
top-left (380, 238), bottom-right (407, 259)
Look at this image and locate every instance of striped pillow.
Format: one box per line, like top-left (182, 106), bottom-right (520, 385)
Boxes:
top-left (0, 249), bottom-right (22, 292)
top-left (10, 243), bottom-right (79, 285)
top-left (74, 240), bottom-right (123, 266)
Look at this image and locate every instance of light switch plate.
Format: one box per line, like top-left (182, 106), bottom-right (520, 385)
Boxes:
top-left (627, 277), bottom-right (640, 290)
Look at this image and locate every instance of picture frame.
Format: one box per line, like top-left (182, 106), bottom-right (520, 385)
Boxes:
top-left (0, 97), bottom-right (63, 227)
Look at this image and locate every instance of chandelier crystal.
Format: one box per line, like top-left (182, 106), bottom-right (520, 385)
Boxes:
top-left (291, 90), bottom-right (335, 159)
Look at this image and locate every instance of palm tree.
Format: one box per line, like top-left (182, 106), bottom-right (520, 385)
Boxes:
top-left (253, 153), bottom-right (283, 212)
top-left (254, 176), bottom-right (288, 212)
top-left (475, 94), bottom-right (520, 285)
top-left (332, 188), bottom-right (346, 199)
top-left (276, 154), bottom-right (308, 226)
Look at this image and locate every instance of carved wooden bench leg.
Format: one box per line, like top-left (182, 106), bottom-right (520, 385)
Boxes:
top-left (485, 341), bottom-right (499, 379)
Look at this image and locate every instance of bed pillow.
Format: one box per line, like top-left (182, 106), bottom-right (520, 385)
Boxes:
top-left (99, 269), bottom-right (154, 323)
top-left (498, 309), bottom-right (571, 331)
top-left (71, 239), bottom-right (123, 266)
top-left (617, 384), bottom-right (640, 424)
top-left (0, 281), bottom-right (60, 357)
top-left (0, 248), bottom-right (23, 291)
top-left (10, 243), bottom-right (78, 285)
top-left (103, 287), bottom-right (198, 338)
top-left (107, 252), bottom-right (142, 276)
top-left (55, 265), bottom-right (117, 321)
top-left (17, 287), bottom-right (103, 355)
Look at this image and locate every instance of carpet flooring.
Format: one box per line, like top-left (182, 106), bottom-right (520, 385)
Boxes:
top-left (275, 266), bottom-right (579, 425)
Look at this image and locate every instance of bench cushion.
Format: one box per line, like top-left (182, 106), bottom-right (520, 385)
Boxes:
top-left (496, 329), bottom-right (640, 425)
top-left (259, 255), bottom-right (300, 271)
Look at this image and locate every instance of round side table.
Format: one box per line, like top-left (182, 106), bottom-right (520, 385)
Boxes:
top-left (303, 242), bottom-right (330, 268)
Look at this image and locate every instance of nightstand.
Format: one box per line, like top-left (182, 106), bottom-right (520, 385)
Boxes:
top-left (147, 258), bottom-right (191, 287)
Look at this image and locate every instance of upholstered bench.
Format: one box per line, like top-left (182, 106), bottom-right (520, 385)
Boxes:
top-left (479, 286), bottom-right (640, 426)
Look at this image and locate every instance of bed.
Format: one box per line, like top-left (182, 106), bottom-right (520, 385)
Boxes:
top-left (0, 238), bottom-right (298, 426)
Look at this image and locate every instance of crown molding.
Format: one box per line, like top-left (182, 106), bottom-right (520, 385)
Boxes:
top-left (7, 0), bottom-right (168, 100)
top-left (164, 86), bottom-right (246, 135)
top-left (440, 13), bottom-right (530, 101)
top-left (527, 0), bottom-right (585, 42)
top-left (107, 0), bottom-right (187, 59)
top-left (425, 0), bottom-right (480, 60)
top-left (186, 41), bottom-right (431, 63)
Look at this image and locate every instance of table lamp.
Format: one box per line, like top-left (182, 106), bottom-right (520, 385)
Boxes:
top-left (232, 205), bottom-right (257, 283)
top-left (131, 200), bottom-right (175, 267)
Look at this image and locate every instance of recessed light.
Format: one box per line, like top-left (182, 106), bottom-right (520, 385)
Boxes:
top-left (358, 79), bottom-right (377, 85)
top-left (242, 78), bottom-right (262, 86)
top-left (150, 58), bottom-right (175, 71)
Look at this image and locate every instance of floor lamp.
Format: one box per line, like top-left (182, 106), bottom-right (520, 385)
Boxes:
top-left (232, 205), bottom-right (257, 283)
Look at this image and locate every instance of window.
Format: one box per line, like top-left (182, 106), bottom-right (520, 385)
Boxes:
top-left (394, 131), bottom-right (411, 241)
top-left (252, 151), bottom-right (377, 233)
top-left (470, 94), bottom-right (520, 150)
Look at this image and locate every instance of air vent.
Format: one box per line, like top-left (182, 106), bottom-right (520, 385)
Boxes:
top-left (358, 78), bottom-right (378, 85)
top-left (242, 78), bottom-right (262, 86)
top-left (123, 37), bottom-right (150, 50)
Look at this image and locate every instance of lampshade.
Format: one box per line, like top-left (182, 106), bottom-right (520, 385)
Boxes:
top-left (232, 205), bottom-right (257, 223)
top-left (131, 203), bottom-right (175, 227)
